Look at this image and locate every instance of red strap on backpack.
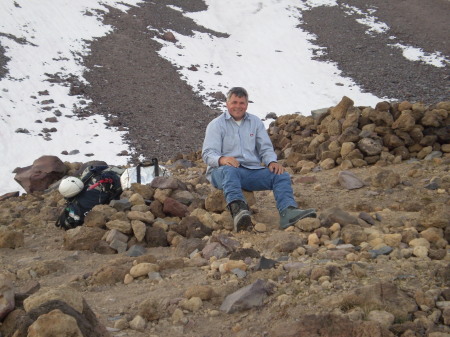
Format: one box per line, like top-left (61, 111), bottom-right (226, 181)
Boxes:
top-left (88, 178), bottom-right (113, 190)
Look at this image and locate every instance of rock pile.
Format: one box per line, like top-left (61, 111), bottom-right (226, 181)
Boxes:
top-left (269, 97), bottom-right (449, 172)
top-left (0, 98), bottom-right (449, 337)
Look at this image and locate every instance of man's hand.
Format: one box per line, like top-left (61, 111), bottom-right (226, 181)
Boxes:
top-left (268, 161), bottom-right (284, 174)
top-left (219, 156), bottom-right (240, 167)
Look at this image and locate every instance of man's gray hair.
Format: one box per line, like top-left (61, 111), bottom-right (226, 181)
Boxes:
top-left (226, 87), bottom-right (248, 101)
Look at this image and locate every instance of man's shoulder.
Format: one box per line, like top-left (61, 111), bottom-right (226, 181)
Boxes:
top-left (245, 112), bottom-right (265, 126)
top-left (245, 112), bottom-right (262, 121)
top-left (209, 111), bottom-right (230, 124)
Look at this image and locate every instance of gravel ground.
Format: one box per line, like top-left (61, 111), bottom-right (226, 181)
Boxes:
top-left (300, 0), bottom-right (450, 104)
top-left (0, 44), bottom-right (7, 80)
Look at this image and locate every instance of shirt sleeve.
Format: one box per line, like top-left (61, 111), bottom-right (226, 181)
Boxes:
top-left (202, 119), bottom-right (222, 168)
top-left (255, 118), bottom-right (278, 166)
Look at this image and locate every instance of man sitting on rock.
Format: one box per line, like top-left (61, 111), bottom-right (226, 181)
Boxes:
top-left (202, 87), bottom-right (317, 232)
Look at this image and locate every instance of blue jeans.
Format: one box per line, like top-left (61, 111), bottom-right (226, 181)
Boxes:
top-left (210, 166), bottom-right (297, 212)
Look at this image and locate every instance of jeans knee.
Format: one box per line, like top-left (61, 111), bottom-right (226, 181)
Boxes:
top-left (275, 172), bottom-right (291, 182)
top-left (222, 165), bottom-right (237, 173)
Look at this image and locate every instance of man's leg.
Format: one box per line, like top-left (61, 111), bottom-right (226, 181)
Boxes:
top-left (239, 167), bottom-right (317, 229)
top-left (210, 166), bottom-right (252, 232)
top-left (238, 167), bottom-right (296, 212)
top-left (211, 166), bottom-right (248, 203)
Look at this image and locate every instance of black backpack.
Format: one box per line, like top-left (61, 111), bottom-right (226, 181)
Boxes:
top-left (55, 165), bottom-right (124, 230)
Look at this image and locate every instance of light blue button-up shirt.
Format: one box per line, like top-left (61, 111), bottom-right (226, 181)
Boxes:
top-left (202, 110), bottom-right (278, 181)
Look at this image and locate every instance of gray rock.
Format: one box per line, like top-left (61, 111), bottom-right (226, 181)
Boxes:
top-left (369, 246), bottom-right (393, 258)
top-left (110, 199), bottom-right (132, 212)
top-left (109, 239), bottom-right (128, 254)
top-left (126, 245), bottom-right (146, 257)
top-left (175, 238), bottom-right (205, 257)
top-left (338, 170), bottom-right (365, 190)
top-left (358, 137), bottom-right (383, 156)
top-left (211, 233), bottom-right (241, 252)
top-left (150, 176), bottom-right (179, 189)
top-left (255, 256), bottom-right (278, 271)
top-left (231, 268), bottom-right (247, 279)
top-left (319, 207), bottom-right (360, 227)
top-left (105, 229), bottom-right (129, 244)
top-left (424, 151), bottom-right (443, 160)
top-left (220, 279), bottom-right (274, 314)
top-left (359, 212), bottom-right (376, 225)
top-left (202, 242), bottom-right (228, 260)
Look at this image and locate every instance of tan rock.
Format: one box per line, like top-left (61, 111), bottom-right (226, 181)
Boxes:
top-left (124, 273), bottom-right (134, 285)
top-left (205, 189), bottom-right (227, 212)
top-left (24, 286), bottom-right (84, 313)
top-left (106, 219), bottom-right (132, 234)
top-left (417, 146), bottom-right (433, 159)
top-left (180, 297), bottom-right (203, 312)
top-left (295, 217), bottom-right (321, 232)
top-left (383, 233), bottom-right (402, 247)
top-left (442, 143), bottom-right (450, 153)
top-left (219, 260), bottom-right (247, 273)
top-left (320, 158), bottom-right (335, 170)
top-left (184, 285), bottom-right (215, 300)
top-left (190, 208), bottom-right (219, 230)
top-left (412, 246), bottom-right (429, 258)
top-left (114, 317), bottom-right (129, 330)
top-left (0, 274), bottom-right (14, 320)
top-left (131, 220), bottom-right (147, 242)
top-left (63, 226), bottom-right (106, 251)
top-left (27, 309), bottom-right (83, 337)
top-left (420, 227), bottom-right (444, 243)
top-left (308, 233), bottom-right (320, 246)
top-left (392, 111), bottom-right (416, 132)
top-left (129, 193), bottom-right (146, 205)
top-left (419, 203), bottom-right (450, 229)
top-left (154, 188), bottom-right (171, 203)
top-left (129, 315), bottom-right (146, 331)
top-left (409, 237), bottom-right (430, 248)
top-left (330, 96), bottom-right (354, 120)
top-left (127, 210), bottom-right (155, 224)
top-left (367, 309), bottom-right (395, 327)
top-left (172, 308), bottom-right (185, 324)
top-left (398, 101), bottom-right (412, 111)
top-left (129, 263), bottom-right (159, 278)
top-left (0, 228), bottom-right (24, 249)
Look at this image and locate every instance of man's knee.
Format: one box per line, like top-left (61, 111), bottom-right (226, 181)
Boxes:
top-left (273, 172), bottom-right (292, 186)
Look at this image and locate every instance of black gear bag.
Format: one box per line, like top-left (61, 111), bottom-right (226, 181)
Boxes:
top-left (55, 165), bottom-right (124, 230)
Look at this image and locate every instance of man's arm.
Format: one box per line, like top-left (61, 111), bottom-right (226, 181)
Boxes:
top-left (255, 119), bottom-right (278, 166)
top-left (202, 121), bottom-right (223, 168)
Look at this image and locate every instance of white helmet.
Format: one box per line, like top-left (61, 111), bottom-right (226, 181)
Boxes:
top-left (58, 177), bottom-right (84, 198)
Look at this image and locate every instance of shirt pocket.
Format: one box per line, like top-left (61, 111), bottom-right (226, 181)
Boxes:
top-left (222, 130), bottom-right (239, 154)
top-left (240, 127), bottom-right (257, 153)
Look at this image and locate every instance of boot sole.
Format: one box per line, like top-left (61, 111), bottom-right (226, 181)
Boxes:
top-left (234, 210), bottom-right (253, 232)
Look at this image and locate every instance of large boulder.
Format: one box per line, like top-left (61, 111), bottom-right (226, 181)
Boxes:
top-left (14, 156), bottom-right (67, 194)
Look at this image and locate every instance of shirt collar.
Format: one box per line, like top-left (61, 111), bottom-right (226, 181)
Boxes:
top-left (224, 110), bottom-right (248, 121)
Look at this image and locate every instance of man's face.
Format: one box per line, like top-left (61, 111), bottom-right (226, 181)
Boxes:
top-left (226, 94), bottom-right (248, 121)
